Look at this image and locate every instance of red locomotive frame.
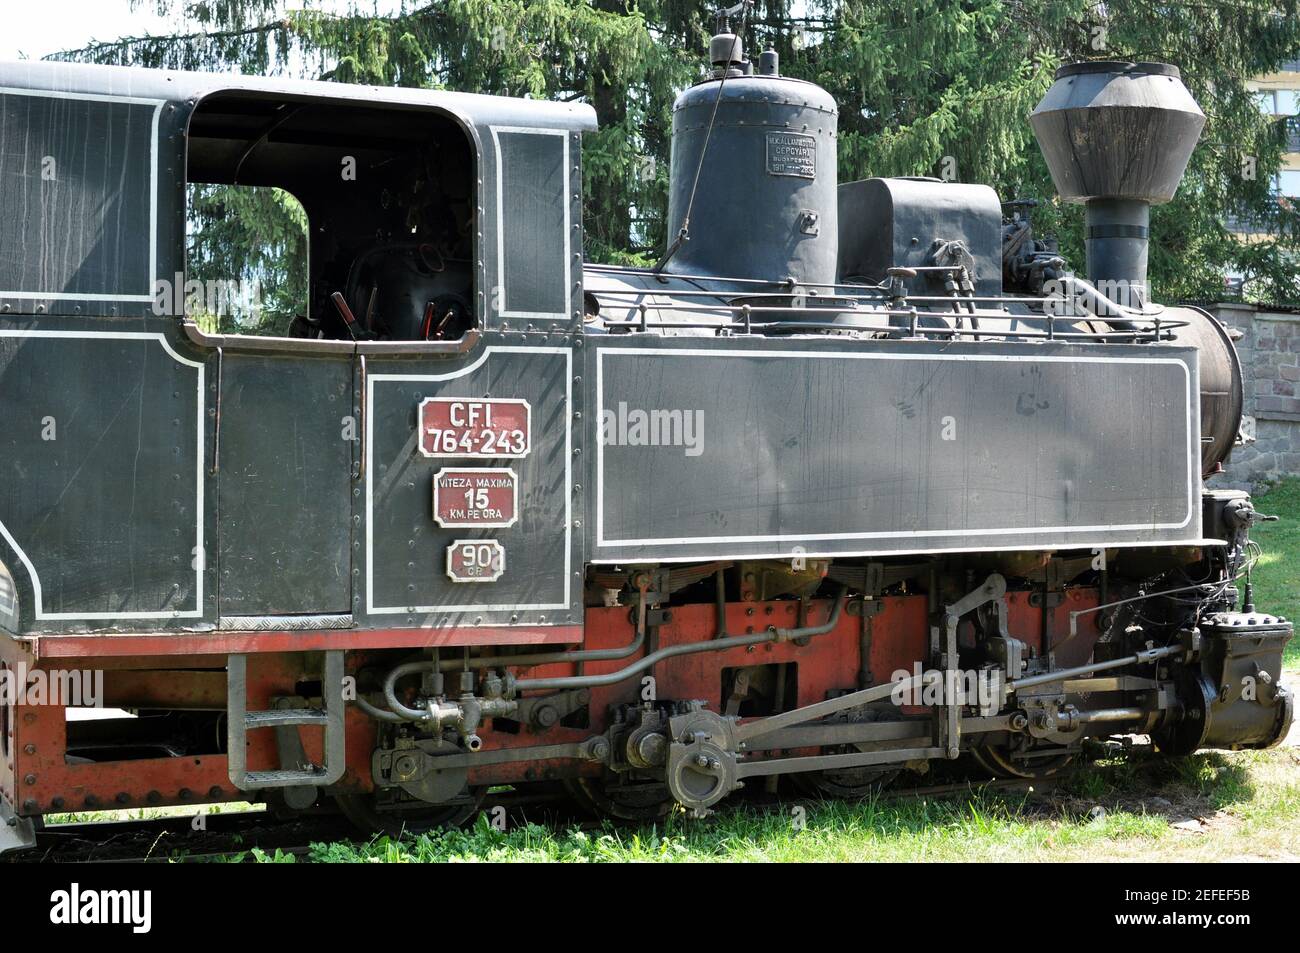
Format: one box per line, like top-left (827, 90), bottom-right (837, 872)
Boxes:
top-left (0, 590), bottom-right (1096, 814)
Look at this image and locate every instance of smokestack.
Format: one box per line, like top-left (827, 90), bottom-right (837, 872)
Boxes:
top-left (1030, 61), bottom-right (1205, 307)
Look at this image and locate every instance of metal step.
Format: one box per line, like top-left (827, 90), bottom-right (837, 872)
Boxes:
top-left (227, 651), bottom-right (346, 791)
top-left (0, 797), bottom-right (36, 856)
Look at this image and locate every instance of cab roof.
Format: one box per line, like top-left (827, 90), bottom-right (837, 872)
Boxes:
top-left (0, 59), bottom-right (598, 135)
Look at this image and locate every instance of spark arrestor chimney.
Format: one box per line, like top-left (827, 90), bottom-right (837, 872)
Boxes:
top-left (1030, 62), bottom-right (1205, 307)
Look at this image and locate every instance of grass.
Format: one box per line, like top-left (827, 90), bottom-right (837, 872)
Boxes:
top-left (1247, 478), bottom-right (1300, 666)
top-left (277, 746), bottom-right (1300, 863)
top-left (44, 800), bottom-right (264, 827)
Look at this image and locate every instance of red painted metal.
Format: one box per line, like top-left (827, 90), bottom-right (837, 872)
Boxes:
top-left (16, 624), bottom-right (583, 660)
top-left (433, 467), bottom-right (518, 528)
top-left (0, 653), bottom-right (378, 816)
top-left (419, 397), bottom-right (530, 458)
top-left (1, 587), bottom-right (1104, 817)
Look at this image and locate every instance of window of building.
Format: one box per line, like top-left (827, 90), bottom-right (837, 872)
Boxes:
top-left (1257, 88), bottom-right (1300, 117)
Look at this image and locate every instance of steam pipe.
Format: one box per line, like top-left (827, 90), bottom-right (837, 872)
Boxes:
top-left (370, 588), bottom-right (845, 720)
top-left (430, 624), bottom-right (646, 673)
top-left (355, 693), bottom-right (405, 723)
top-left (511, 587), bottom-right (848, 693)
top-left (1009, 644), bottom-right (1181, 693)
top-left (383, 660), bottom-right (447, 721)
top-left (369, 578), bottom-right (655, 722)
top-left (1045, 274), bottom-right (1158, 323)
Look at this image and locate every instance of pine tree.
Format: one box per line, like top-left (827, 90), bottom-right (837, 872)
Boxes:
top-left (55, 0), bottom-right (1300, 305)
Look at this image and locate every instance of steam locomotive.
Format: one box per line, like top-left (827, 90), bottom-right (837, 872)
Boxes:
top-left (0, 19), bottom-right (1291, 848)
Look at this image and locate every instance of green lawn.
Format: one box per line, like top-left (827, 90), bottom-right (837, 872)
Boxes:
top-left (261, 746), bottom-right (1299, 863)
top-left (1246, 478), bottom-right (1300, 666)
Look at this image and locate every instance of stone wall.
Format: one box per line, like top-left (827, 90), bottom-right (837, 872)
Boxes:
top-left (1208, 302), bottom-right (1300, 488)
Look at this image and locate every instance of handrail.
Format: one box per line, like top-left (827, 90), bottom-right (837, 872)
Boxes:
top-left (592, 286), bottom-right (1084, 307)
top-left (586, 309), bottom-right (1186, 342)
top-left (180, 320), bottom-right (482, 357)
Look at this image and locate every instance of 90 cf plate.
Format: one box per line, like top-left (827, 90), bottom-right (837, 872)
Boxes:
top-left (446, 539), bottom-right (506, 583)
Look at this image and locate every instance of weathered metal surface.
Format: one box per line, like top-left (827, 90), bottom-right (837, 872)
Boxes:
top-left (837, 177), bottom-right (1004, 298)
top-left (0, 319), bottom-right (1197, 635)
top-left (0, 59), bottom-right (593, 330)
top-left (227, 650), bottom-right (346, 790)
top-left (0, 92), bottom-right (157, 302)
top-left (588, 335), bottom-right (1200, 562)
top-left (215, 353), bottom-right (353, 615)
top-left (0, 590), bottom-right (1098, 823)
top-left (666, 73), bottom-right (839, 287)
top-left (1031, 62), bottom-right (1206, 296)
top-left (0, 60), bottom-right (594, 635)
top-left (1, 651), bottom-right (373, 817)
top-left (0, 319), bottom-right (211, 628)
top-left (1167, 306), bottom-right (1243, 476)
top-left (0, 794), bottom-right (36, 854)
top-left (1030, 61), bottom-right (1205, 205)
top-left (360, 338), bottom-right (580, 627)
top-left (15, 625), bottom-right (584, 660)
top-left (217, 613), bottom-right (353, 631)
top-left (492, 128), bottom-right (573, 320)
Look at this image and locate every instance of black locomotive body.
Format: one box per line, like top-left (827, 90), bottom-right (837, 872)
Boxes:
top-left (0, 28), bottom-right (1291, 846)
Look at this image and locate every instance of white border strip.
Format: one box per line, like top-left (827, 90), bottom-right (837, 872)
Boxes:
top-left (365, 345), bottom-right (572, 616)
top-left (0, 87), bottom-right (165, 302)
top-left (489, 126), bottom-right (571, 321)
top-left (587, 536), bottom-right (1211, 565)
top-left (0, 329), bottom-right (204, 619)
top-left (595, 347), bottom-right (1199, 548)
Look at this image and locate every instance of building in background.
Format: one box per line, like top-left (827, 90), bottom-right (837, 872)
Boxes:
top-left (1253, 58), bottom-right (1300, 201)
top-left (1212, 61), bottom-right (1300, 486)
top-left (1224, 60), bottom-right (1300, 293)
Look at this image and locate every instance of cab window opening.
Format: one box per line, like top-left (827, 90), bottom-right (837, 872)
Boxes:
top-left (185, 93), bottom-right (476, 342)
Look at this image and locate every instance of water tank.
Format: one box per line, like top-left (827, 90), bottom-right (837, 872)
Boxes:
top-left (665, 41), bottom-right (839, 287)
